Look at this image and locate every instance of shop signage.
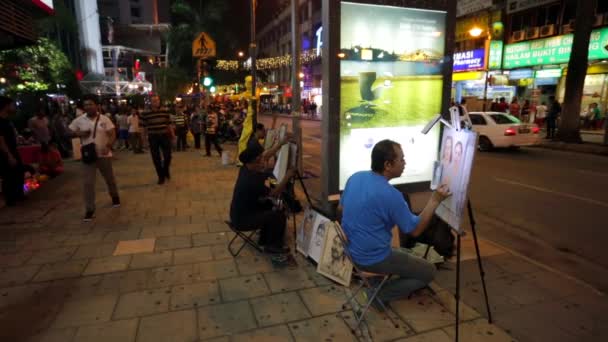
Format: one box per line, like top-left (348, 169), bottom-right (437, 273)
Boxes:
top-left (508, 69), bottom-right (533, 79)
top-left (454, 49), bottom-right (486, 72)
top-left (453, 71), bottom-right (484, 81)
top-left (457, 0), bottom-right (492, 18)
top-left (535, 77), bottom-right (558, 86)
top-left (315, 27), bottom-right (323, 56)
top-left (535, 68), bottom-right (561, 78)
top-left (506, 0), bottom-right (557, 14)
top-left (488, 41), bottom-right (503, 70)
top-left (503, 27), bottom-right (608, 69)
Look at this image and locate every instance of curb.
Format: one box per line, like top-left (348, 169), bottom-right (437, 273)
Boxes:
top-left (536, 141), bottom-right (608, 156)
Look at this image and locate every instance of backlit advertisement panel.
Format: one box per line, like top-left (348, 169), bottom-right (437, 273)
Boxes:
top-left (339, 2), bottom-right (446, 189)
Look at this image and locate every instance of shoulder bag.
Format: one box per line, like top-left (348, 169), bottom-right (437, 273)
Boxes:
top-left (81, 115), bottom-right (100, 164)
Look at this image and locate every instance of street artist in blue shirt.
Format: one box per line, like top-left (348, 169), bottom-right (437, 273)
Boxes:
top-left (340, 139), bottom-right (451, 308)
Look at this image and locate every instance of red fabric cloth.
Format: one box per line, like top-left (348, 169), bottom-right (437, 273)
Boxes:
top-left (17, 145), bottom-right (41, 164)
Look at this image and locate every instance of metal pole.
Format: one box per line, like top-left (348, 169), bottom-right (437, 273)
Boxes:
top-left (250, 0), bottom-right (258, 127)
top-left (291, 0), bottom-right (303, 173)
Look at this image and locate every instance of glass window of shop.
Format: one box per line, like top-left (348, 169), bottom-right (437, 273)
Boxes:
top-left (558, 73), bottom-right (608, 118)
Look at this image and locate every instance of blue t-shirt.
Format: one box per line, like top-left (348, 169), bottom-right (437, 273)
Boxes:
top-left (341, 171), bottom-right (420, 266)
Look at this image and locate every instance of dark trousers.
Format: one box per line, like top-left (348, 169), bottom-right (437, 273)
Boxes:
top-left (176, 127), bottom-right (187, 151)
top-left (1, 162), bottom-right (24, 206)
top-left (205, 133), bottom-right (223, 156)
top-left (235, 210), bottom-right (286, 248)
top-left (148, 134), bottom-right (172, 180)
top-left (193, 133), bottom-right (201, 149)
top-left (546, 117), bottom-right (557, 138)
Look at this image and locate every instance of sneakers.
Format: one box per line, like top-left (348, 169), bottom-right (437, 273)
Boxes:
top-left (83, 211), bottom-right (95, 222)
top-left (112, 197), bottom-right (121, 208)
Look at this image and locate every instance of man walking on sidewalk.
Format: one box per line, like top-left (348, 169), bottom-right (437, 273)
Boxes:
top-left (68, 94), bottom-right (120, 222)
top-left (204, 106), bottom-right (223, 157)
top-left (546, 96), bottom-right (561, 139)
top-left (141, 95), bottom-right (172, 184)
top-left (174, 105), bottom-right (188, 151)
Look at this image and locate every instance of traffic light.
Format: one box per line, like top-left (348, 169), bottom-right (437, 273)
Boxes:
top-left (203, 76), bottom-right (213, 87)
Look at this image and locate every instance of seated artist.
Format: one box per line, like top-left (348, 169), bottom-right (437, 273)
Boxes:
top-left (339, 139), bottom-right (451, 308)
top-left (248, 123), bottom-right (290, 170)
top-left (230, 143), bottom-right (295, 254)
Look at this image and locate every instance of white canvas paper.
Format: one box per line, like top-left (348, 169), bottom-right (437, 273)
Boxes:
top-left (307, 213), bottom-right (331, 262)
top-left (434, 127), bottom-right (477, 233)
top-left (272, 144), bottom-right (290, 182)
top-left (264, 129), bottom-right (277, 150)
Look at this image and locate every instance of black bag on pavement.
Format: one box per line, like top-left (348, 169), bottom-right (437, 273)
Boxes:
top-left (81, 115), bottom-right (100, 164)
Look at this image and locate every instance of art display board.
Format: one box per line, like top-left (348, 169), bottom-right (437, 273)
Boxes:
top-left (307, 212), bottom-right (331, 262)
top-left (296, 207), bottom-right (317, 256)
top-left (434, 127), bottom-right (478, 233)
top-left (338, 1), bottom-right (447, 190)
top-left (317, 221), bottom-right (353, 286)
top-left (264, 129), bottom-right (277, 150)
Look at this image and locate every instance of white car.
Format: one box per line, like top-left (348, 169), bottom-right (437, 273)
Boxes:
top-left (468, 112), bottom-right (541, 151)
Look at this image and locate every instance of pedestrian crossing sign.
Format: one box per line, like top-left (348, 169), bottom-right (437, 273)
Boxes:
top-left (192, 32), bottom-right (216, 58)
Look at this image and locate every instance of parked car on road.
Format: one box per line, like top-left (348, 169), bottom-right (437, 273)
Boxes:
top-left (468, 112), bottom-right (541, 151)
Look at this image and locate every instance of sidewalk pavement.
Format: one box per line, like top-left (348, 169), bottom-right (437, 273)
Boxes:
top-left (0, 146), bottom-right (602, 342)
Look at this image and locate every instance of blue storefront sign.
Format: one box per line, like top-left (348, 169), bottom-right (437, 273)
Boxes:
top-left (453, 49), bottom-right (486, 72)
top-left (508, 69), bottom-right (534, 79)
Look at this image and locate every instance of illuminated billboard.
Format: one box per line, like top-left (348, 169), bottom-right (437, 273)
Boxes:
top-left (339, 2), bottom-right (446, 189)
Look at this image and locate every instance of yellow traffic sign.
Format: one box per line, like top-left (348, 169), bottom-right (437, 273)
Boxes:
top-left (192, 32), bottom-right (216, 58)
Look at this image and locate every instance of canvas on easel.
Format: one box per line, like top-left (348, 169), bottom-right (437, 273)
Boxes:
top-left (273, 144), bottom-right (290, 182)
top-left (434, 127), bottom-right (478, 233)
top-left (264, 128), bottom-right (277, 150)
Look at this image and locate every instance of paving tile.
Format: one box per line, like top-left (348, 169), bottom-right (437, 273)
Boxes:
top-left (159, 216), bottom-right (191, 225)
top-left (394, 329), bottom-right (453, 342)
top-left (340, 310), bottom-right (413, 341)
top-left (113, 238), bottom-right (156, 256)
top-left (219, 274), bottom-right (271, 301)
top-left (113, 287), bottom-right (171, 319)
top-left (0, 265), bottom-right (40, 286)
top-left (232, 325), bottom-right (294, 341)
top-left (485, 253), bottom-right (545, 276)
top-left (235, 255), bottom-right (274, 275)
top-left (197, 301), bottom-right (258, 340)
top-left (207, 220), bottom-right (231, 233)
top-left (83, 255), bottom-right (131, 275)
top-left (140, 226), bottom-right (175, 238)
top-left (48, 275), bottom-right (104, 300)
top-left (27, 328), bottom-right (77, 342)
top-left (210, 244), bottom-right (232, 260)
top-left (288, 314), bottom-right (355, 342)
top-left (147, 264), bottom-right (197, 288)
top-left (97, 270), bottom-right (149, 295)
top-left (129, 251), bottom-right (173, 269)
top-left (192, 232), bottom-right (229, 247)
top-left (33, 259), bottom-right (88, 282)
top-left (137, 309), bottom-right (197, 342)
top-left (192, 259), bottom-right (238, 281)
top-left (27, 247), bottom-right (77, 265)
top-left (103, 228), bottom-right (142, 242)
top-left (155, 235), bottom-right (192, 251)
top-left (174, 223), bottom-right (208, 235)
top-left (523, 270), bottom-right (581, 298)
top-left (173, 246), bottom-right (213, 264)
top-left (0, 283), bottom-right (48, 309)
top-left (52, 294), bottom-right (118, 328)
top-left (443, 318), bottom-right (517, 342)
top-left (0, 250), bottom-right (33, 267)
top-left (250, 292), bottom-right (311, 327)
top-left (263, 269), bottom-right (316, 293)
top-left (73, 318), bottom-right (138, 342)
top-left (170, 280), bottom-right (221, 310)
top-left (298, 285), bottom-right (346, 316)
top-left (63, 232), bottom-right (106, 246)
top-left (432, 290), bottom-right (481, 321)
top-left (391, 294), bottom-right (456, 333)
top-left (72, 243), bottom-right (117, 260)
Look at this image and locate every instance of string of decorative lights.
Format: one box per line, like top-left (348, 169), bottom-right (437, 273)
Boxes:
top-left (216, 49), bottom-right (321, 71)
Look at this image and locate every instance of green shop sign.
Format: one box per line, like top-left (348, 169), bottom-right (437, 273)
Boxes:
top-left (503, 27), bottom-right (608, 69)
top-left (488, 40), bottom-right (503, 70)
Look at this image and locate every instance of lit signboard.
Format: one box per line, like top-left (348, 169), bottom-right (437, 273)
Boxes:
top-left (535, 68), bottom-right (562, 78)
top-left (315, 27), bottom-right (323, 56)
top-left (508, 69), bottom-right (533, 79)
top-left (453, 49), bottom-right (485, 72)
top-left (488, 40), bottom-right (503, 70)
top-left (339, 2), bottom-right (446, 189)
top-left (503, 27), bottom-right (608, 69)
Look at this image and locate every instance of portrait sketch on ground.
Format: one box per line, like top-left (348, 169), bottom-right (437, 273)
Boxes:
top-left (434, 127), bottom-right (477, 233)
top-left (296, 207), bottom-right (317, 256)
top-left (307, 213), bottom-right (331, 262)
top-left (317, 221), bottom-right (353, 286)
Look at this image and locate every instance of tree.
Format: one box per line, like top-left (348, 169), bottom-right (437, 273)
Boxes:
top-left (155, 67), bottom-right (191, 102)
top-left (557, 0), bottom-right (597, 143)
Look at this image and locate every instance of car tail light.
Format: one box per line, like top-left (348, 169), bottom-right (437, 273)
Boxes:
top-left (504, 128), bottom-right (517, 136)
top-left (532, 126), bottom-right (540, 134)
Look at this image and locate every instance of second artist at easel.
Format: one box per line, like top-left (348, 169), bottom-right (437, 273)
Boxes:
top-left (339, 139), bottom-right (451, 308)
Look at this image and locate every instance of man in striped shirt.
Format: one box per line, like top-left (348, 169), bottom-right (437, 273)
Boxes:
top-left (141, 95), bottom-right (172, 184)
top-left (174, 105), bottom-right (188, 151)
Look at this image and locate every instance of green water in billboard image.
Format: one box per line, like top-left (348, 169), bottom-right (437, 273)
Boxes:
top-left (340, 75), bottom-right (443, 129)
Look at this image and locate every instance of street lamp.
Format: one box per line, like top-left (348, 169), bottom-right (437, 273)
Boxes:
top-left (238, 51), bottom-right (245, 58)
top-left (468, 27), bottom-right (483, 37)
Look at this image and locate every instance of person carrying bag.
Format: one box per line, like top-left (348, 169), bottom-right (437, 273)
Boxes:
top-left (80, 115), bottom-right (100, 164)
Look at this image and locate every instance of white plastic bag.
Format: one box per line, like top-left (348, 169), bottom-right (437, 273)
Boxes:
top-left (221, 151), bottom-right (231, 166)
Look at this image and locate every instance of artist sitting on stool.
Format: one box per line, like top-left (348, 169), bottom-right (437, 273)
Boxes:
top-left (339, 139), bottom-right (451, 308)
top-left (230, 144), bottom-right (295, 254)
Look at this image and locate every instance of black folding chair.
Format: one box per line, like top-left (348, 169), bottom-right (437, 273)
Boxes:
top-left (333, 222), bottom-right (400, 337)
top-left (225, 221), bottom-right (263, 257)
